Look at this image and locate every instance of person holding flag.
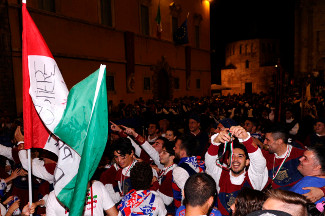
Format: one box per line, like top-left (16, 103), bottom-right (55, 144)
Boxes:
top-left (22, 1), bottom-right (110, 215)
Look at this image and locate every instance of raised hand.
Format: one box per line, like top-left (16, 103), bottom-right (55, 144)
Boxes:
top-left (14, 126), bottom-right (24, 143)
top-left (230, 126), bottom-right (249, 140)
top-left (121, 125), bottom-right (137, 137)
top-left (110, 121), bottom-right (122, 133)
top-left (213, 129), bottom-right (231, 143)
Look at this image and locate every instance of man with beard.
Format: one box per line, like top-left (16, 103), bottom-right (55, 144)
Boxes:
top-left (205, 126), bottom-right (268, 216)
top-left (172, 134), bottom-right (204, 209)
top-left (263, 127), bottom-right (304, 190)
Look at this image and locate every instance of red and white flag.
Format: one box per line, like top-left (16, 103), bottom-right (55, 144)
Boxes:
top-left (22, 2), bottom-right (68, 152)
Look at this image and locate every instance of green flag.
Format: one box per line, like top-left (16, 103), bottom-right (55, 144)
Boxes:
top-left (155, 3), bottom-right (162, 38)
top-left (53, 65), bottom-right (108, 216)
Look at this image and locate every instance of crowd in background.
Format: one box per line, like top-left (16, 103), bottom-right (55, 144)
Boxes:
top-left (0, 91), bottom-right (324, 216)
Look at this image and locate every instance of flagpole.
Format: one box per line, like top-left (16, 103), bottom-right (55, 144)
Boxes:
top-left (27, 149), bottom-right (33, 216)
top-left (23, 0), bottom-right (32, 214)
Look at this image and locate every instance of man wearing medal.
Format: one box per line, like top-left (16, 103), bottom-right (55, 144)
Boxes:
top-left (263, 127), bottom-right (304, 190)
top-left (205, 126), bottom-right (268, 216)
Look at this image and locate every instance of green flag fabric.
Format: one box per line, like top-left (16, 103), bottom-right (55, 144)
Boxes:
top-left (155, 3), bottom-right (162, 37)
top-left (53, 65), bottom-right (108, 216)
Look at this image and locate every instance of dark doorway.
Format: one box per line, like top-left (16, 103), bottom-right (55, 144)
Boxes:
top-left (245, 82), bottom-right (252, 94)
top-left (157, 69), bottom-right (170, 101)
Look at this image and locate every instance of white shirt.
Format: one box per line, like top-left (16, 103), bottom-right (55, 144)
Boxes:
top-left (205, 134), bottom-right (268, 192)
top-left (46, 181), bottom-right (115, 216)
top-left (19, 150), bottom-right (54, 183)
top-left (0, 144), bottom-right (13, 161)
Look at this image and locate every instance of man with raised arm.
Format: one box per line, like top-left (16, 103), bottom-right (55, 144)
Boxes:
top-left (205, 126), bottom-right (268, 215)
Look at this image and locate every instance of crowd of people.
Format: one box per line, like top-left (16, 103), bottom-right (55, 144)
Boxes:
top-left (0, 92), bottom-right (324, 216)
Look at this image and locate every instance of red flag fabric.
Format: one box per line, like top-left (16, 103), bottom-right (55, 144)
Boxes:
top-left (22, 3), bottom-right (68, 150)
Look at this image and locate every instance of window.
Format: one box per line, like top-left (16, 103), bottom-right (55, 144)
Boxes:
top-left (196, 79), bottom-right (200, 89)
top-left (172, 17), bottom-right (178, 38)
top-left (140, 5), bottom-right (149, 36)
top-left (195, 26), bottom-right (200, 48)
top-left (239, 45), bottom-right (242, 54)
top-left (174, 77), bottom-right (180, 89)
top-left (144, 77), bottom-right (151, 90)
top-left (100, 0), bottom-right (113, 26)
top-left (245, 60), bottom-right (249, 68)
top-left (107, 75), bottom-right (115, 92)
top-left (233, 45), bottom-right (235, 55)
top-left (38, 0), bottom-right (55, 12)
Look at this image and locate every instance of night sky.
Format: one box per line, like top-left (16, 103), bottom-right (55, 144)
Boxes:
top-left (210, 0), bottom-right (296, 84)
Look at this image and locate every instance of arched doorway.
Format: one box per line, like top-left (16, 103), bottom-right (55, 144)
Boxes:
top-left (152, 57), bottom-right (173, 101)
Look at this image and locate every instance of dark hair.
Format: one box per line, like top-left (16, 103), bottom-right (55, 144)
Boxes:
top-left (163, 140), bottom-right (175, 156)
top-left (245, 117), bottom-right (259, 127)
top-left (166, 127), bottom-right (180, 138)
top-left (228, 140), bottom-right (249, 159)
top-left (266, 189), bottom-right (308, 216)
top-left (40, 149), bottom-right (58, 162)
top-left (184, 173), bottom-right (216, 207)
top-left (157, 136), bottom-right (169, 146)
top-left (308, 143), bottom-right (325, 173)
top-left (130, 162), bottom-right (153, 190)
top-left (177, 134), bottom-right (199, 157)
top-left (232, 188), bottom-right (267, 216)
top-left (148, 121), bottom-right (160, 130)
top-left (111, 137), bottom-right (134, 156)
top-left (265, 125), bottom-right (288, 144)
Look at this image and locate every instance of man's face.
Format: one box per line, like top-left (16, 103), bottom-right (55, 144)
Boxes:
top-left (244, 120), bottom-right (253, 133)
top-left (229, 148), bottom-right (249, 176)
top-left (159, 147), bottom-right (174, 165)
top-left (113, 150), bottom-right (134, 168)
top-left (159, 119), bottom-right (169, 132)
top-left (214, 123), bottom-right (225, 134)
top-left (152, 139), bottom-right (164, 153)
top-left (264, 133), bottom-right (279, 154)
top-left (285, 111), bottom-right (293, 120)
top-left (148, 124), bottom-right (158, 136)
top-left (166, 130), bottom-right (176, 141)
top-left (298, 150), bottom-right (319, 176)
top-left (189, 119), bottom-right (200, 133)
top-left (315, 122), bottom-right (325, 135)
top-left (174, 139), bottom-right (182, 159)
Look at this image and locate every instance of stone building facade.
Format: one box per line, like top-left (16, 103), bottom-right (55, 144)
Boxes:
top-left (2, 0), bottom-right (211, 115)
top-left (221, 39), bottom-right (280, 95)
top-left (294, 0), bottom-right (325, 84)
